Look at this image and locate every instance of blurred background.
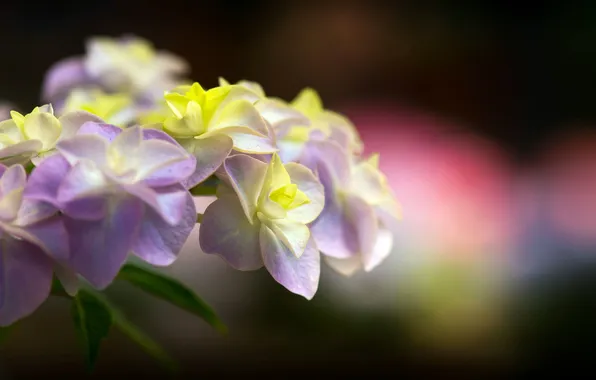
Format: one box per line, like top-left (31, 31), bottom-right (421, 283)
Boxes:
top-left (1, 0), bottom-right (596, 377)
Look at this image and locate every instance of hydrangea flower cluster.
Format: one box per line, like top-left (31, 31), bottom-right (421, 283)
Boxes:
top-left (0, 35), bottom-right (401, 329)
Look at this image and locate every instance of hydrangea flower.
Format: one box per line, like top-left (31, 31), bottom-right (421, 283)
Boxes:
top-left (42, 35), bottom-right (189, 105)
top-left (148, 82), bottom-right (279, 188)
top-left (199, 153), bottom-right (324, 299)
top-left (0, 105), bottom-right (103, 166)
top-left (308, 140), bottom-right (401, 276)
top-left (25, 124), bottom-right (197, 289)
top-left (61, 88), bottom-right (137, 127)
top-left (0, 164), bottom-right (73, 326)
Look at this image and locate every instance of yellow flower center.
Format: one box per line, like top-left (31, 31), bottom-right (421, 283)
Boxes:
top-left (269, 183), bottom-right (310, 210)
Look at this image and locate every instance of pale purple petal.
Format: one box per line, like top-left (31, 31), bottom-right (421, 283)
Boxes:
top-left (0, 237), bottom-right (52, 326)
top-left (223, 154), bottom-right (268, 223)
top-left (66, 196), bottom-right (143, 289)
top-left (77, 122), bottom-right (122, 141)
top-left (0, 165), bottom-right (26, 195)
top-left (131, 139), bottom-right (191, 181)
top-left (182, 134), bottom-right (233, 189)
top-left (21, 215), bottom-right (69, 262)
top-left (56, 134), bottom-right (109, 167)
top-left (141, 128), bottom-right (197, 187)
top-left (302, 140), bottom-right (350, 189)
top-left (199, 196), bottom-right (263, 270)
top-left (24, 154), bottom-right (71, 206)
top-left (260, 224), bottom-right (320, 300)
top-left (15, 199), bottom-right (59, 226)
top-left (42, 56), bottom-right (90, 102)
top-left (57, 161), bottom-right (108, 204)
top-left (58, 111), bottom-right (105, 141)
top-left (123, 183), bottom-right (187, 226)
top-left (132, 190), bottom-right (196, 266)
top-left (269, 219), bottom-right (310, 258)
top-left (344, 193), bottom-right (379, 260)
top-left (61, 197), bottom-right (107, 221)
top-left (363, 229), bottom-right (393, 272)
top-left (310, 194), bottom-right (358, 259)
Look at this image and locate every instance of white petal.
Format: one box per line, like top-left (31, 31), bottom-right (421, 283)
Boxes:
top-left (269, 219), bottom-right (310, 258)
top-left (210, 99), bottom-right (269, 137)
top-left (363, 229), bottom-right (394, 272)
top-left (23, 112), bottom-right (62, 150)
top-left (58, 111), bottom-right (105, 140)
top-left (223, 154), bottom-right (268, 223)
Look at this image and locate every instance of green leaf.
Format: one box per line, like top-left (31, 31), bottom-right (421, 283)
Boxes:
top-left (110, 308), bottom-right (178, 373)
top-left (73, 286), bottom-right (178, 373)
top-left (117, 263), bottom-right (227, 334)
top-left (71, 289), bottom-right (113, 371)
top-left (51, 276), bottom-right (70, 298)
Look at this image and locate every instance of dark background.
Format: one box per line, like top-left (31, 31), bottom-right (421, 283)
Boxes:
top-left (1, 1), bottom-right (596, 377)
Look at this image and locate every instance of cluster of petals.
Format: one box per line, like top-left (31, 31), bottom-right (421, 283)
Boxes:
top-left (0, 35), bottom-right (402, 326)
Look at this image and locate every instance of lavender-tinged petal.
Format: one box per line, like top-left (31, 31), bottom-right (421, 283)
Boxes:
top-left (24, 154), bottom-right (71, 206)
top-left (41, 57), bottom-right (90, 102)
top-left (122, 183), bottom-right (187, 226)
top-left (56, 134), bottom-right (109, 167)
top-left (277, 140), bottom-right (304, 164)
top-left (66, 196), bottom-right (143, 289)
top-left (305, 140), bottom-right (351, 189)
top-left (58, 111), bottom-right (105, 141)
top-left (223, 154), bottom-right (268, 223)
top-left (0, 165), bottom-right (26, 194)
top-left (226, 132), bottom-right (277, 154)
top-left (132, 190), bottom-right (196, 266)
top-left (15, 199), bottom-right (58, 226)
top-left (344, 193), bottom-right (379, 262)
top-left (181, 134), bottom-right (233, 189)
top-left (0, 237), bottom-right (52, 326)
top-left (199, 197), bottom-right (263, 270)
top-left (77, 122), bottom-right (122, 141)
top-left (284, 163), bottom-right (325, 224)
top-left (260, 224), bottom-right (320, 300)
top-left (324, 255), bottom-right (362, 277)
top-left (62, 196), bottom-right (107, 221)
top-left (57, 161), bottom-right (108, 204)
top-left (131, 140), bottom-right (191, 181)
top-left (0, 164), bottom-right (6, 178)
top-left (21, 215), bottom-right (69, 262)
top-left (363, 229), bottom-right (394, 272)
top-left (310, 196), bottom-right (358, 259)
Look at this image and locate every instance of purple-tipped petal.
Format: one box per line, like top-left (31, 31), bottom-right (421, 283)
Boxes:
top-left (0, 165), bottom-right (26, 195)
top-left (199, 196), bottom-right (263, 270)
top-left (56, 134), bottom-right (109, 167)
top-left (24, 154), bottom-right (71, 206)
top-left (66, 196), bottom-right (143, 289)
top-left (123, 183), bottom-right (187, 226)
top-left (58, 111), bottom-right (106, 140)
top-left (344, 193), bottom-right (379, 261)
top-left (42, 57), bottom-right (90, 102)
top-left (182, 134), bottom-right (233, 189)
top-left (260, 224), bottom-right (320, 300)
top-left (309, 180), bottom-right (358, 259)
top-left (57, 161), bottom-right (108, 204)
top-left (21, 215), bottom-right (69, 262)
top-left (139, 128), bottom-right (197, 187)
top-left (223, 154), bottom-right (268, 223)
top-left (0, 237), bottom-right (53, 326)
top-left (15, 199), bottom-right (59, 226)
top-left (77, 122), bottom-right (122, 141)
top-left (132, 190), bottom-right (196, 266)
